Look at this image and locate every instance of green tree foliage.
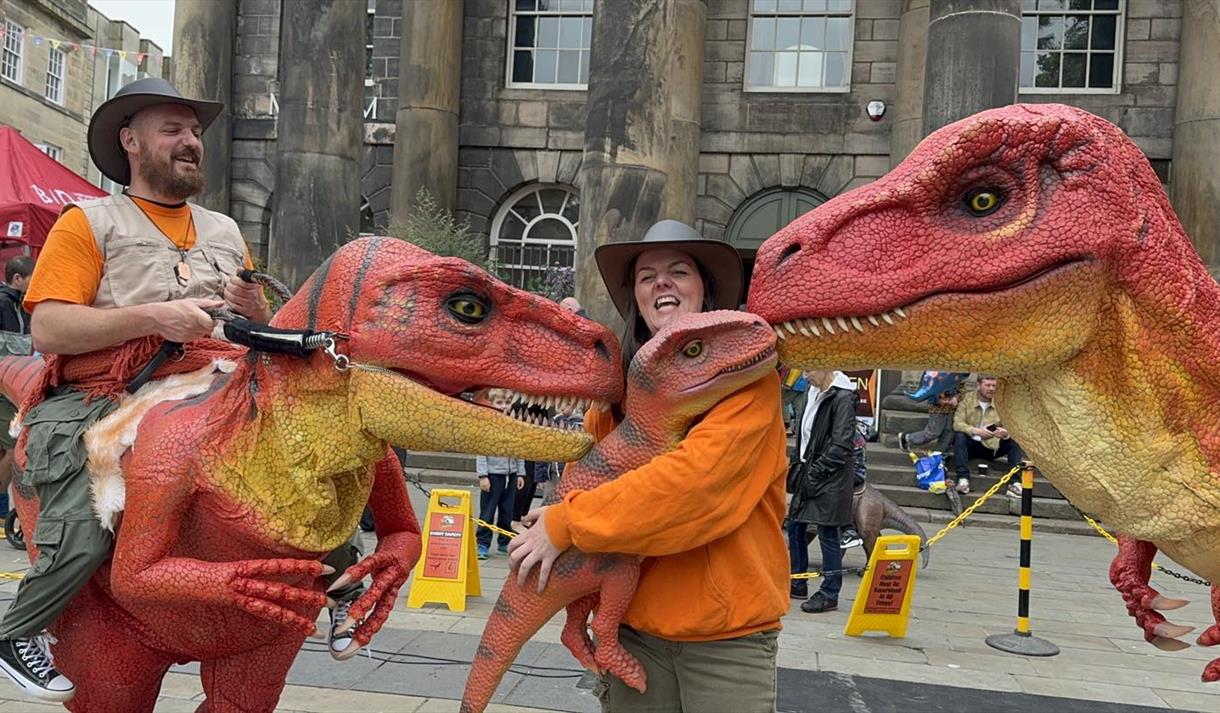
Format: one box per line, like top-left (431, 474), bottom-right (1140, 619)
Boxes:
top-left (387, 188), bottom-right (489, 269)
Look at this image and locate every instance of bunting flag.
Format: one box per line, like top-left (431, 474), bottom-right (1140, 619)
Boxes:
top-left (0, 25), bottom-right (161, 67)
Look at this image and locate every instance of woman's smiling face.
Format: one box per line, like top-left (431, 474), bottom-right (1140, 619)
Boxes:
top-left (633, 248), bottom-right (706, 336)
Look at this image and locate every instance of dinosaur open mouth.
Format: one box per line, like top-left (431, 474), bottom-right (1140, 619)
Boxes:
top-left (769, 259), bottom-right (1090, 340)
top-left (391, 369), bottom-right (607, 431)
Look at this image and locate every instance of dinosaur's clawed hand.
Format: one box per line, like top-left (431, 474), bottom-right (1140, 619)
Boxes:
top-left (226, 559), bottom-right (333, 637)
top-left (327, 532), bottom-right (418, 656)
top-left (1109, 537), bottom-right (1193, 651)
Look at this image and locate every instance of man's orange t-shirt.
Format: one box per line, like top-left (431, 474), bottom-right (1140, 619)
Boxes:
top-left (24, 196), bottom-right (254, 313)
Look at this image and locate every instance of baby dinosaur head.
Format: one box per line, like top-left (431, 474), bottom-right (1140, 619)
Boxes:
top-left (625, 310), bottom-right (777, 433)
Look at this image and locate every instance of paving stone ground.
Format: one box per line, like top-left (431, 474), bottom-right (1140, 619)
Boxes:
top-left (0, 484), bottom-right (1217, 711)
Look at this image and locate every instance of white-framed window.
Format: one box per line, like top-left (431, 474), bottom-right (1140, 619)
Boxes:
top-left (1019, 0), bottom-right (1123, 93)
top-left (1, 20), bottom-right (23, 84)
top-left (44, 47), bottom-right (65, 105)
top-left (364, 0), bottom-right (376, 87)
top-left (745, 0), bottom-right (854, 92)
top-left (35, 143), bottom-right (62, 162)
top-left (507, 0), bottom-right (592, 90)
top-left (489, 183), bottom-right (579, 289)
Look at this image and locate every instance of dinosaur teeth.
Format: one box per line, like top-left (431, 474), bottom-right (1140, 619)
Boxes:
top-left (893, 307), bottom-right (907, 319)
top-left (774, 326), bottom-right (787, 341)
top-left (835, 317), bottom-right (849, 333)
top-left (821, 317), bottom-right (835, 335)
top-left (881, 312), bottom-right (895, 325)
top-left (797, 322), bottom-right (811, 337)
top-left (850, 316), bottom-right (864, 333)
top-left (785, 322), bottom-right (797, 335)
top-left (867, 315), bottom-right (880, 327)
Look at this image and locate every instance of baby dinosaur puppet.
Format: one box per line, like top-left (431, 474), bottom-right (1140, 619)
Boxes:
top-left (748, 104), bottom-right (1220, 681)
top-left (461, 311), bottom-right (777, 713)
top-left (0, 237), bottom-right (622, 711)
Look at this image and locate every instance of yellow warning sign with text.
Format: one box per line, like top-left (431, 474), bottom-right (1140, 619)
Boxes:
top-left (406, 488), bottom-right (481, 612)
top-left (844, 534), bottom-right (920, 638)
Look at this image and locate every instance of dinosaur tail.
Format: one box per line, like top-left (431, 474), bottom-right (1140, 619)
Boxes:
top-left (881, 498), bottom-right (930, 569)
top-left (460, 573), bottom-right (571, 713)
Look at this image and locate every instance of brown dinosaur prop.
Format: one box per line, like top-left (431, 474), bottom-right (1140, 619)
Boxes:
top-left (747, 104), bottom-right (1220, 680)
top-left (853, 484), bottom-right (929, 569)
top-left (0, 236), bottom-right (623, 711)
top-left (460, 311), bottom-right (777, 713)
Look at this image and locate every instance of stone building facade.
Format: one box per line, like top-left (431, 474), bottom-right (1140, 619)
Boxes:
top-left (0, 0), bottom-right (167, 187)
top-left (184, 0), bottom-right (1212, 317)
top-left (0, 0), bottom-right (92, 175)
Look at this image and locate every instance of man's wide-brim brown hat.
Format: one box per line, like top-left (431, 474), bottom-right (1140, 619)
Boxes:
top-left (594, 220), bottom-right (744, 318)
top-left (88, 77), bottom-right (224, 186)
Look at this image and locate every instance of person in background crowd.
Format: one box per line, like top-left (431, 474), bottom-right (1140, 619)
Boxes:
top-left (476, 388), bottom-right (524, 560)
top-left (787, 370), bottom-right (858, 613)
top-left (0, 257), bottom-right (34, 335)
top-left (952, 376), bottom-right (1025, 497)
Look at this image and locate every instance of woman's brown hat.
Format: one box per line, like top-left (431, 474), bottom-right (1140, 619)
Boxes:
top-left (594, 220), bottom-right (743, 318)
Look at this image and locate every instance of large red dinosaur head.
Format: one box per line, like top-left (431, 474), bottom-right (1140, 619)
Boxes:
top-left (625, 310), bottom-right (776, 433)
top-left (747, 104), bottom-right (1209, 374)
top-left (272, 237), bottom-right (623, 461)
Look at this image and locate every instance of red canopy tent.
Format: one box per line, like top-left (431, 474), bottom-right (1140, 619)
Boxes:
top-left (0, 124), bottom-right (107, 269)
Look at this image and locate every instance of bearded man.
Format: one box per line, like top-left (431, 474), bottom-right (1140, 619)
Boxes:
top-left (0, 78), bottom-right (361, 702)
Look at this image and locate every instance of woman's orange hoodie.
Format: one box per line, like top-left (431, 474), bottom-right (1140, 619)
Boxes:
top-left (544, 371), bottom-right (790, 642)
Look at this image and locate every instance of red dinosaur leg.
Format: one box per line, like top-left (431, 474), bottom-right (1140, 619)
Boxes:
top-left (1196, 584), bottom-right (1220, 682)
top-left (1109, 535), bottom-right (1193, 650)
top-left (588, 564), bottom-right (645, 693)
top-left (196, 631), bottom-right (304, 713)
top-left (560, 593), bottom-right (598, 672)
top-left (54, 581), bottom-right (173, 713)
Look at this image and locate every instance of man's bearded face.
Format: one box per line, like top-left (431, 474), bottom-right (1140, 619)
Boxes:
top-left (125, 104), bottom-right (205, 201)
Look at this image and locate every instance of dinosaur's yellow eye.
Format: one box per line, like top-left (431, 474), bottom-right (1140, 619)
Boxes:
top-left (446, 294), bottom-right (488, 324)
top-left (964, 188), bottom-right (1003, 216)
top-left (681, 340), bottom-right (704, 358)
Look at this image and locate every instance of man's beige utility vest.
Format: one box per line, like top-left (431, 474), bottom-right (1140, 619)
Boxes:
top-left (65, 195), bottom-right (249, 309)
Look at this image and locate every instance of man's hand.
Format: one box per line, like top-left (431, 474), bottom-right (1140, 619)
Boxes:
top-left (517, 475), bottom-right (526, 491)
top-left (147, 299), bottom-right (223, 342)
top-left (224, 275), bottom-right (272, 322)
top-left (479, 476), bottom-right (490, 493)
top-left (993, 427), bottom-right (1009, 439)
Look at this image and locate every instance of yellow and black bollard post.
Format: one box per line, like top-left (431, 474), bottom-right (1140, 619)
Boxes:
top-left (985, 464), bottom-right (1060, 656)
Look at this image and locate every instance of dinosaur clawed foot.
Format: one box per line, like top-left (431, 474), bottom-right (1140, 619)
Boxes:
top-left (1202, 658), bottom-right (1220, 683)
top-left (1109, 537), bottom-right (1195, 650)
top-left (328, 547), bottom-right (412, 647)
top-left (561, 595), bottom-right (599, 673)
top-left (593, 643), bottom-right (646, 693)
top-left (229, 559), bottom-right (332, 636)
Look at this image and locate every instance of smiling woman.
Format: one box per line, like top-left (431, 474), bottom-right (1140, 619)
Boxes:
top-left (506, 219), bottom-right (790, 713)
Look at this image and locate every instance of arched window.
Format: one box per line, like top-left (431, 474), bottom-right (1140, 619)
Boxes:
top-left (725, 187), bottom-right (825, 253)
top-left (489, 183), bottom-right (579, 290)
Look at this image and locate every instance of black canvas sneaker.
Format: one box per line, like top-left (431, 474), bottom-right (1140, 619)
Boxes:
top-left (0, 633), bottom-right (74, 702)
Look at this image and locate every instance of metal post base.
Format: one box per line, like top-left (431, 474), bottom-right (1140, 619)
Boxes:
top-left (985, 631), bottom-right (1060, 656)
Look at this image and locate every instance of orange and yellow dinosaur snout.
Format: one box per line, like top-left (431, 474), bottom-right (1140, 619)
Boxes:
top-left (273, 236), bottom-right (624, 463)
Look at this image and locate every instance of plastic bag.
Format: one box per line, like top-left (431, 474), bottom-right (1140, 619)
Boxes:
top-left (914, 452), bottom-right (947, 494)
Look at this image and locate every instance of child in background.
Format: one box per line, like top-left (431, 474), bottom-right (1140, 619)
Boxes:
top-left (476, 388), bottom-right (524, 559)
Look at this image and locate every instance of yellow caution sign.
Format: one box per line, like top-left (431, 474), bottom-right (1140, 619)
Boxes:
top-left (406, 488), bottom-right (481, 612)
top-left (844, 534), bottom-right (920, 638)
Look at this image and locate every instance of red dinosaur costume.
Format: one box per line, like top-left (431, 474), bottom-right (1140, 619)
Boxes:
top-left (461, 311), bottom-right (777, 713)
top-left (747, 104), bottom-right (1220, 681)
top-left (0, 236), bottom-right (622, 711)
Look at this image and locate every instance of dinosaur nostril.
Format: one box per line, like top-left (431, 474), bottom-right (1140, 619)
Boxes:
top-left (593, 340), bottom-right (612, 362)
top-left (777, 242), bottom-right (801, 265)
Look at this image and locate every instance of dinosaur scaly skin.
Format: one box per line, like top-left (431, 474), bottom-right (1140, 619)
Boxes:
top-left (0, 237), bottom-right (623, 711)
top-left (461, 311), bottom-right (777, 713)
top-left (747, 104), bottom-right (1220, 680)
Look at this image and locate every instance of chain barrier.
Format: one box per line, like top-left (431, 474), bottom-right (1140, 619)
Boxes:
top-left (920, 465), bottom-right (1019, 550)
top-left (1075, 507), bottom-right (1211, 587)
top-left (407, 470), bottom-right (521, 542)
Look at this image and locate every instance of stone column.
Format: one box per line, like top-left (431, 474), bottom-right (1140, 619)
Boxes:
top-left (1170, 0), bottom-right (1220, 277)
top-left (269, 0), bottom-right (365, 289)
top-left (576, 0), bottom-right (705, 326)
top-left (390, 0), bottom-right (463, 221)
top-left (921, 0), bottom-right (1021, 137)
top-left (172, 0), bottom-right (236, 213)
top-left (889, 0), bottom-right (929, 167)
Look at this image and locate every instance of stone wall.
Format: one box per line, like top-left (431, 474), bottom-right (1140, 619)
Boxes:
top-left (366, 0), bottom-right (401, 122)
top-left (0, 0), bottom-right (93, 176)
top-left (228, 0), bottom-right (280, 263)
top-left (1018, 4), bottom-right (1180, 162)
top-left (696, 0), bottom-right (900, 241)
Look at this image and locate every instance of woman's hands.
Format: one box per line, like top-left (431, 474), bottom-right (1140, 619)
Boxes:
top-left (507, 506), bottom-right (565, 591)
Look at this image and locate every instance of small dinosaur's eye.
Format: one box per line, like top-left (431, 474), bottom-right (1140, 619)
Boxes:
top-left (446, 295), bottom-right (488, 324)
top-left (964, 188), bottom-right (1003, 216)
top-left (681, 340), bottom-right (704, 358)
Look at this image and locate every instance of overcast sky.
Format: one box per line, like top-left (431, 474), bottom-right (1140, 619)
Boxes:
top-left (88, 0), bottom-right (176, 55)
